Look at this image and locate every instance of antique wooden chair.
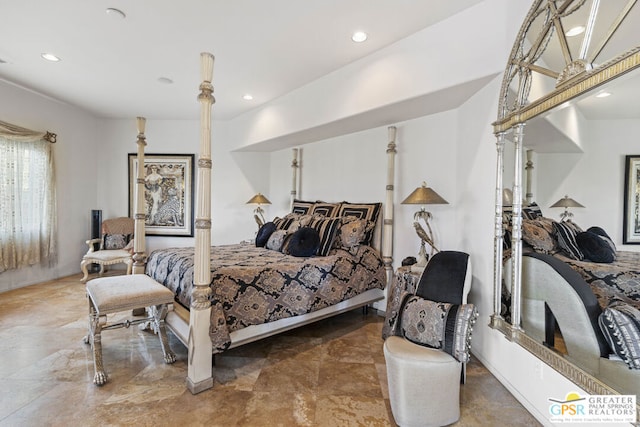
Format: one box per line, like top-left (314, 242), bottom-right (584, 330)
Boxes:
top-left (80, 217), bottom-right (134, 283)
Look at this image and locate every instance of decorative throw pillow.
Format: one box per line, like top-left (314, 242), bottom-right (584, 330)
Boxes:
top-left (334, 217), bottom-right (373, 249)
top-left (588, 226), bottom-right (617, 256)
top-left (291, 199), bottom-right (315, 215)
top-left (308, 216), bottom-right (341, 256)
top-left (522, 219), bottom-right (556, 253)
top-left (576, 231), bottom-right (615, 263)
top-left (310, 203), bottom-right (340, 217)
top-left (553, 221), bottom-right (583, 260)
top-left (103, 233), bottom-right (131, 250)
top-left (265, 230), bottom-right (288, 251)
top-left (285, 214), bottom-right (313, 234)
top-left (598, 302), bottom-right (640, 369)
top-left (522, 202), bottom-right (543, 219)
top-left (337, 202), bottom-right (381, 245)
top-left (256, 222), bottom-right (277, 247)
top-left (398, 294), bottom-right (478, 363)
top-left (273, 213), bottom-right (303, 231)
top-left (285, 227), bottom-right (320, 257)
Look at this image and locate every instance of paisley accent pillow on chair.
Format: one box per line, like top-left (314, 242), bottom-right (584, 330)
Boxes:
top-left (103, 233), bottom-right (131, 250)
top-left (397, 294), bottom-right (478, 363)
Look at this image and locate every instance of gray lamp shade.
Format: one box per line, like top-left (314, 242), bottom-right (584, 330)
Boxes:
top-left (550, 195), bottom-right (584, 208)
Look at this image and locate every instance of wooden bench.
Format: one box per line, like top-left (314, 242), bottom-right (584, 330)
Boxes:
top-left (84, 274), bottom-right (176, 385)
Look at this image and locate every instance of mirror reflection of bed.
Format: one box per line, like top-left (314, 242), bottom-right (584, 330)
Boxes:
top-left (491, 0), bottom-right (640, 405)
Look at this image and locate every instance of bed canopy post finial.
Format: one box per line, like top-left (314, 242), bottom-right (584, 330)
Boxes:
top-left (187, 52), bottom-right (215, 395)
top-left (290, 148), bottom-right (299, 210)
top-left (133, 116), bottom-right (147, 275)
top-left (383, 125), bottom-right (397, 287)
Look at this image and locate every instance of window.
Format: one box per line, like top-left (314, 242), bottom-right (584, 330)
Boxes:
top-left (0, 135), bottom-right (57, 272)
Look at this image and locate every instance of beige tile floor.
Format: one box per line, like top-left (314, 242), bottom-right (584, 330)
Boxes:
top-left (0, 272), bottom-right (540, 426)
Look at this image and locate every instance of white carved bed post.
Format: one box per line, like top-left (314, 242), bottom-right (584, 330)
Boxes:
top-left (187, 52), bottom-right (215, 394)
top-left (490, 132), bottom-right (506, 328)
top-left (525, 149), bottom-right (534, 206)
top-left (510, 122), bottom-right (526, 335)
top-left (290, 148), bottom-right (299, 210)
top-left (383, 126), bottom-right (396, 287)
top-left (133, 117), bottom-right (147, 275)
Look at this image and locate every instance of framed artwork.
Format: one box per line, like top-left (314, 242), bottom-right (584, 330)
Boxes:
top-left (128, 153), bottom-right (195, 237)
top-left (623, 155), bottom-right (640, 244)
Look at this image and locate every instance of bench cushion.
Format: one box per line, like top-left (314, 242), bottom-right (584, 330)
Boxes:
top-left (86, 275), bottom-right (174, 314)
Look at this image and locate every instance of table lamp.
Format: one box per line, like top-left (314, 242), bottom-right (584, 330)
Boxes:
top-left (246, 193), bottom-right (271, 227)
top-left (401, 182), bottom-right (448, 270)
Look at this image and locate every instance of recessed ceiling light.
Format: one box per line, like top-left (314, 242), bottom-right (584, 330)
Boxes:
top-left (565, 26), bottom-right (585, 37)
top-left (41, 53), bottom-right (61, 62)
top-left (595, 91), bottom-right (611, 98)
top-left (351, 31), bottom-right (368, 43)
top-left (242, 94), bottom-right (254, 101)
top-left (157, 77), bottom-right (174, 84)
top-left (106, 8), bottom-right (126, 19)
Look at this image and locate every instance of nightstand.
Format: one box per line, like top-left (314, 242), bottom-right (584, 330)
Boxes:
top-left (382, 265), bottom-right (423, 339)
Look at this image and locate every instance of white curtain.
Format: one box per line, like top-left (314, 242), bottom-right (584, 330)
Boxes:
top-left (0, 121), bottom-right (57, 273)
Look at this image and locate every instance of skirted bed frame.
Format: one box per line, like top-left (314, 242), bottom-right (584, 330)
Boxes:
top-left (131, 53), bottom-right (397, 394)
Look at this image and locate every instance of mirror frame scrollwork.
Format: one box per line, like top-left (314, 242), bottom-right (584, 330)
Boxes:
top-left (489, 0), bottom-right (640, 404)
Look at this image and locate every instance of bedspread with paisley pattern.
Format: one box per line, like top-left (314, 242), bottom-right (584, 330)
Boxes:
top-left (555, 251), bottom-right (640, 310)
top-left (146, 243), bottom-right (386, 352)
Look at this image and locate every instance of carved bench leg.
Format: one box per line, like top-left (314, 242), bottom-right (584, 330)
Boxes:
top-left (153, 304), bottom-right (176, 364)
top-left (86, 300), bottom-right (108, 385)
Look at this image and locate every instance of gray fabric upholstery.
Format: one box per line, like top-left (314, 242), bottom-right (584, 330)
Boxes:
top-left (384, 336), bottom-right (461, 427)
top-left (86, 275), bottom-right (174, 314)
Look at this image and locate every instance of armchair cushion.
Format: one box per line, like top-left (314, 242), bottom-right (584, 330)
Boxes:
top-left (397, 294), bottom-right (478, 363)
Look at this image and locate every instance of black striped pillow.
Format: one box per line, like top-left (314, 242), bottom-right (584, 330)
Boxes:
top-left (553, 221), bottom-right (583, 260)
top-left (309, 216), bottom-right (341, 256)
top-left (291, 199), bottom-right (315, 215)
top-left (309, 203), bottom-right (339, 217)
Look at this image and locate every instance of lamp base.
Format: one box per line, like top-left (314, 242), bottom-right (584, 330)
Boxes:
top-left (410, 264), bottom-right (426, 274)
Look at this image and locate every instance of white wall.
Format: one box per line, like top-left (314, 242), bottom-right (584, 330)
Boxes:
top-left (96, 119), bottom-right (272, 251)
top-left (536, 119), bottom-right (640, 251)
top-left (0, 80), bottom-right (100, 291)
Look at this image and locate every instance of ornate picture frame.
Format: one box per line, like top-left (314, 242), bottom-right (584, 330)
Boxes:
top-left (128, 153), bottom-right (194, 237)
top-left (623, 155), bottom-right (640, 244)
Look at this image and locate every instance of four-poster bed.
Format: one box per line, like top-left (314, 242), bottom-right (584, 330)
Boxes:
top-left (134, 53), bottom-right (397, 394)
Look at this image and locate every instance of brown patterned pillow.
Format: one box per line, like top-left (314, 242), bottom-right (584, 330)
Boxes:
top-left (522, 219), bottom-right (557, 253)
top-left (397, 294), bottom-right (478, 363)
top-left (334, 217), bottom-right (374, 249)
top-left (337, 202), bottom-right (381, 245)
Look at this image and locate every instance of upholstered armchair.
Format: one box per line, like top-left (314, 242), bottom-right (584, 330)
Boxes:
top-left (80, 217), bottom-right (134, 283)
top-left (384, 251), bottom-right (476, 427)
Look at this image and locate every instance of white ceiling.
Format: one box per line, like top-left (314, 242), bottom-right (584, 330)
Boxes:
top-left (0, 0), bottom-right (483, 121)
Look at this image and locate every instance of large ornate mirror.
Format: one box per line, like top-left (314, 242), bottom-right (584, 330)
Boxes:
top-left (490, 0), bottom-right (640, 405)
